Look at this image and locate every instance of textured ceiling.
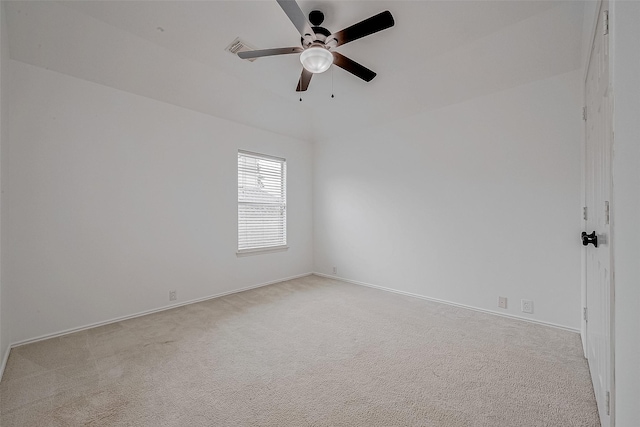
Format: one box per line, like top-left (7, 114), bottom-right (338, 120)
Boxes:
top-left (5, 1), bottom-right (585, 142)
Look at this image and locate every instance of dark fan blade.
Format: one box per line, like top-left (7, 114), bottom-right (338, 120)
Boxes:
top-left (326, 11), bottom-right (394, 48)
top-left (238, 47), bottom-right (303, 60)
top-left (296, 68), bottom-right (313, 92)
top-left (331, 52), bottom-right (376, 82)
top-left (276, 0), bottom-right (315, 40)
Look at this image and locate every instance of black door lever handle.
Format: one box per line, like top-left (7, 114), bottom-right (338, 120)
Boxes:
top-left (582, 231), bottom-right (598, 248)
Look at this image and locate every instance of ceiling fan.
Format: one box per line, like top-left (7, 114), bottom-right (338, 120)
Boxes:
top-left (237, 0), bottom-right (395, 92)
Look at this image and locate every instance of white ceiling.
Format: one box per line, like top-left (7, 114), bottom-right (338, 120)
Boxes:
top-left (5, 1), bottom-right (586, 142)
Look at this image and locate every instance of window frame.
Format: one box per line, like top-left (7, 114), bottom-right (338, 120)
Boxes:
top-left (236, 150), bottom-right (288, 256)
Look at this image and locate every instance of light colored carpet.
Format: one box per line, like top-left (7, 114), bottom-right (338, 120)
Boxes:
top-left (0, 275), bottom-right (599, 426)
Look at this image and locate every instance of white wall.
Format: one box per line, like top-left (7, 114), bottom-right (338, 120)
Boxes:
top-left (314, 70), bottom-right (583, 330)
top-left (611, 1), bottom-right (640, 423)
top-left (3, 60), bottom-right (313, 344)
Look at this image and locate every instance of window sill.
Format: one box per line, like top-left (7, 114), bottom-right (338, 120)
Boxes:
top-left (236, 245), bottom-right (289, 257)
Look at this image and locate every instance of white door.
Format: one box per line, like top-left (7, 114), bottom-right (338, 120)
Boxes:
top-left (584, 2), bottom-right (614, 426)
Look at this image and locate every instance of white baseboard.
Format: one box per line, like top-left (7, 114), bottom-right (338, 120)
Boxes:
top-left (313, 272), bottom-right (579, 334)
top-left (10, 272), bottom-right (313, 349)
top-left (0, 345), bottom-right (10, 382)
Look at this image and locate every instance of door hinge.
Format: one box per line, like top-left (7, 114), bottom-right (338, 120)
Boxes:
top-left (583, 307), bottom-right (588, 322)
top-left (583, 206), bottom-right (588, 221)
top-left (605, 201), bottom-right (610, 224)
top-left (606, 391), bottom-right (610, 415)
top-left (603, 10), bottom-right (609, 36)
top-left (582, 106), bottom-right (587, 121)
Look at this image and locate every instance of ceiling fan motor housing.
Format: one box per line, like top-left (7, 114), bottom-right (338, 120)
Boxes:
top-left (301, 26), bottom-right (331, 48)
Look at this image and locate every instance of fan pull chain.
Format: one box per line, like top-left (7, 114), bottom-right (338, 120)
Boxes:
top-left (331, 66), bottom-right (335, 99)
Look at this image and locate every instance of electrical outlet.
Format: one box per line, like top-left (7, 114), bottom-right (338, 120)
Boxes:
top-left (521, 299), bottom-right (533, 314)
top-left (498, 296), bottom-right (507, 309)
top-left (169, 290), bottom-right (177, 301)
top-left (332, 266), bottom-right (337, 274)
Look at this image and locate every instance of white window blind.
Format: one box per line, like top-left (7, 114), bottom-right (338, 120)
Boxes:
top-left (238, 151), bottom-right (287, 252)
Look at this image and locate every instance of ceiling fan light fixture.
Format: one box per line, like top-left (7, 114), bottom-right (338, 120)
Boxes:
top-left (300, 47), bottom-right (333, 73)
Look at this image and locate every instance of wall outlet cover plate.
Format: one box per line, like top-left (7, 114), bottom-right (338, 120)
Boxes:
top-left (498, 297), bottom-right (507, 309)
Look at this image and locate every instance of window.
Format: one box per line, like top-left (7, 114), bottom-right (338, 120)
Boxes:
top-left (237, 150), bottom-right (287, 253)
